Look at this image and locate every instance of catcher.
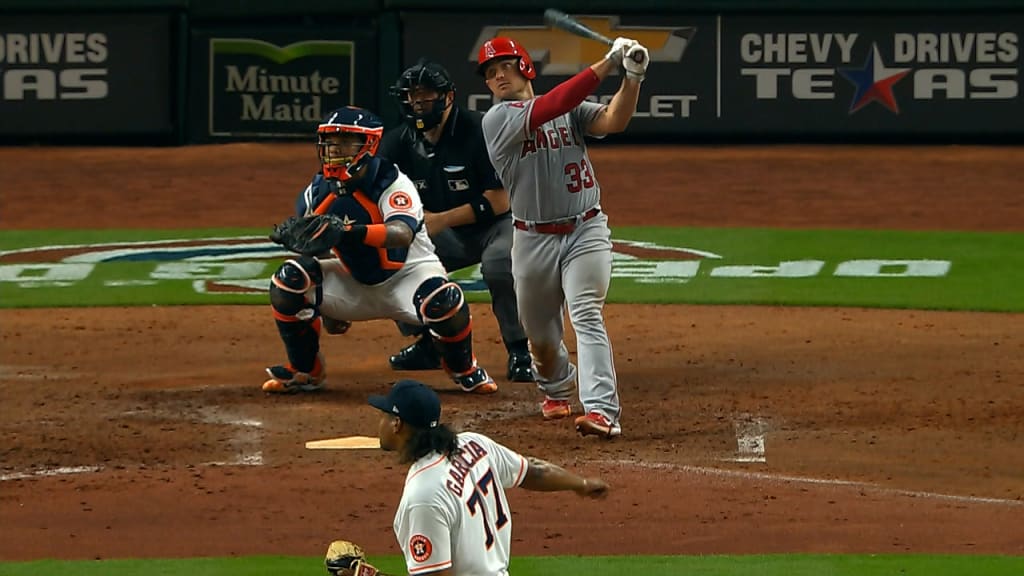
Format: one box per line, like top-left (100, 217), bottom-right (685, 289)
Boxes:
top-left (262, 106), bottom-right (496, 395)
top-left (324, 379), bottom-right (610, 575)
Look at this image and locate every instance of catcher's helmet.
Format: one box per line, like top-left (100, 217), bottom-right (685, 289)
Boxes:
top-left (316, 106), bottom-right (384, 182)
top-left (389, 58), bottom-right (455, 132)
top-left (477, 36), bottom-right (536, 80)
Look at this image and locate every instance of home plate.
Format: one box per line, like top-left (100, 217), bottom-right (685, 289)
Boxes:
top-left (305, 436), bottom-right (380, 450)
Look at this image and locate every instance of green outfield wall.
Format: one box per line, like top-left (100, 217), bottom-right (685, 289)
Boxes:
top-left (1, 0), bottom-right (1022, 143)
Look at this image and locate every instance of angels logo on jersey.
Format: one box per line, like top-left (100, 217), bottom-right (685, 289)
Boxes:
top-left (409, 534), bottom-right (432, 562)
top-left (389, 191), bottom-right (414, 210)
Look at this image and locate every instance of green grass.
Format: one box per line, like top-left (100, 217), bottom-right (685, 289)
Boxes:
top-left (1, 227), bottom-right (1021, 311)
top-left (2, 554), bottom-right (1023, 576)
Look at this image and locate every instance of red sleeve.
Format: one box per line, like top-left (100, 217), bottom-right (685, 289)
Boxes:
top-left (528, 68), bottom-right (601, 132)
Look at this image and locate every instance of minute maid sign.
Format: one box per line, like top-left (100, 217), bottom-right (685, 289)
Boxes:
top-left (209, 38), bottom-right (354, 137)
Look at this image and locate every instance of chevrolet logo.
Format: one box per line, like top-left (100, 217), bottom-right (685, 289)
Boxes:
top-left (471, 16), bottom-right (696, 76)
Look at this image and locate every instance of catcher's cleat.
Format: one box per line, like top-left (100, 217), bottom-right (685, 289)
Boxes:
top-left (453, 365), bottom-right (498, 394)
top-left (389, 335), bottom-right (442, 371)
top-left (540, 397), bottom-right (572, 420)
top-left (506, 352), bottom-right (536, 382)
top-left (262, 354), bottom-right (326, 394)
top-left (574, 411), bottom-right (621, 438)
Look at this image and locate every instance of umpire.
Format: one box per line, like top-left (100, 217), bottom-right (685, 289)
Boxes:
top-left (380, 58), bottom-right (534, 383)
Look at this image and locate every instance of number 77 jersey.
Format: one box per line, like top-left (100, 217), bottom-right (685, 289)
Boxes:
top-left (482, 99), bottom-right (606, 222)
top-left (393, 432), bottom-right (529, 576)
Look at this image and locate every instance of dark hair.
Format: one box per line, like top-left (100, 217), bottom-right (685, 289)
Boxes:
top-left (401, 423), bottom-right (459, 463)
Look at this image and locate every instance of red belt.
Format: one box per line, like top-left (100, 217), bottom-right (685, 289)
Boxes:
top-left (513, 207), bottom-right (600, 234)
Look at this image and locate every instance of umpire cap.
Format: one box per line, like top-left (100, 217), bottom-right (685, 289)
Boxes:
top-left (369, 380), bottom-right (441, 429)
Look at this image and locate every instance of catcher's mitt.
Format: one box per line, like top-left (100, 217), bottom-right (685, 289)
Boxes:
top-left (325, 540), bottom-right (380, 576)
top-left (270, 214), bottom-right (344, 256)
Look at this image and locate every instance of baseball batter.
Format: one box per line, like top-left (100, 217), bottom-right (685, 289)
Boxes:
top-left (477, 36), bottom-right (650, 437)
top-left (322, 379), bottom-right (609, 576)
top-left (262, 106), bottom-right (496, 396)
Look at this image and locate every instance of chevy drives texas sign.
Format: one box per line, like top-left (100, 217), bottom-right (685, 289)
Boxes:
top-left (721, 14), bottom-right (1022, 133)
top-left (400, 11), bottom-right (1022, 136)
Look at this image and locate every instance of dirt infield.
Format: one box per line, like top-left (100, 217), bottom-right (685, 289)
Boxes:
top-left (1, 144), bottom-right (1022, 561)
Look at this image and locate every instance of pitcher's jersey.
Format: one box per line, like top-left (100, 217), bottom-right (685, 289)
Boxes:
top-left (394, 432), bottom-right (528, 576)
top-left (295, 157), bottom-right (436, 285)
top-left (482, 99), bottom-right (605, 222)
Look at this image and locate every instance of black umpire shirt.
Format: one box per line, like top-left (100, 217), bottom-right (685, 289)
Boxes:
top-left (379, 104), bottom-right (507, 233)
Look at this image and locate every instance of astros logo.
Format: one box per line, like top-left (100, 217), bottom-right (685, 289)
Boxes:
top-left (389, 191), bottom-right (413, 210)
top-left (410, 534), bottom-right (432, 562)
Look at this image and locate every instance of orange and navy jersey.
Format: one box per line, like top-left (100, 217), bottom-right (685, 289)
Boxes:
top-left (295, 157), bottom-right (423, 285)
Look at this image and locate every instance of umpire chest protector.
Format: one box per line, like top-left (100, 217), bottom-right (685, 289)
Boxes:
top-left (381, 106), bottom-right (504, 229)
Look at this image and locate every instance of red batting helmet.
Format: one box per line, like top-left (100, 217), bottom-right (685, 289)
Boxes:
top-left (477, 36), bottom-right (536, 80)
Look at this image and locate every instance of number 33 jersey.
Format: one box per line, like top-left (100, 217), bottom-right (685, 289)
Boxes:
top-left (393, 432), bottom-right (528, 576)
top-left (482, 99), bottom-right (605, 222)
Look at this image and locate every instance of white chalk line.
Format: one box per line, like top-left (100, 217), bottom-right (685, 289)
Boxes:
top-left (0, 465), bottom-right (104, 481)
top-left (597, 458), bottom-right (1023, 508)
top-left (728, 414), bottom-right (768, 463)
top-left (0, 408), bottom-right (265, 482)
top-left (126, 406), bottom-right (265, 467)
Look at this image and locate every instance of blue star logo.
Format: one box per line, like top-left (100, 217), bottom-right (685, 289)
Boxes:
top-left (838, 43), bottom-right (912, 114)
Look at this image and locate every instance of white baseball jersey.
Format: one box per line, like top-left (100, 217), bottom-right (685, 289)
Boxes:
top-left (394, 432), bottom-right (529, 576)
top-left (481, 99), bottom-right (605, 222)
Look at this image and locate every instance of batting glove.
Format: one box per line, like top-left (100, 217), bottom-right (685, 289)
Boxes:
top-left (604, 37), bottom-right (636, 66)
top-left (623, 43), bottom-right (650, 81)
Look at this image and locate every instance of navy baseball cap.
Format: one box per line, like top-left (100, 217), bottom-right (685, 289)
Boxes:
top-left (368, 380), bottom-right (441, 429)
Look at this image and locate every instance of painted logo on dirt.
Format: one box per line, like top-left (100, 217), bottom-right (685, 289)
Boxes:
top-left (0, 236), bottom-right (955, 291)
top-left (0, 236), bottom-right (729, 291)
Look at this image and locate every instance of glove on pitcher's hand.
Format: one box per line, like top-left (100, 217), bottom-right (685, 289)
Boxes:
top-left (270, 214), bottom-right (344, 256)
top-left (325, 540), bottom-right (381, 576)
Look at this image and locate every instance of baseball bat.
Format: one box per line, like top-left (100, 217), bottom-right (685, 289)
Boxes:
top-left (543, 9), bottom-right (647, 64)
top-left (543, 8), bottom-right (615, 46)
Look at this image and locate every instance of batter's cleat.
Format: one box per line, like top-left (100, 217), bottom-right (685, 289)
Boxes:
top-left (389, 336), bottom-right (442, 371)
top-left (262, 354), bottom-right (326, 394)
top-left (506, 352), bottom-right (536, 382)
top-left (541, 397), bottom-right (572, 420)
top-left (453, 366), bottom-right (498, 394)
top-left (574, 412), bottom-right (621, 438)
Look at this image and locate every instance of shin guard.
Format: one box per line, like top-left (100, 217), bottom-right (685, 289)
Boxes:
top-left (414, 278), bottom-right (475, 374)
top-left (269, 258), bottom-right (323, 372)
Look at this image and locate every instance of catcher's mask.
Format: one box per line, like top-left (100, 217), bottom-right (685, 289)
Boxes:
top-left (477, 36), bottom-right (536, 80)
top-left (389, 58), bottom-right (454, 132)
top-left (317, 106), bottom-right (384, 182)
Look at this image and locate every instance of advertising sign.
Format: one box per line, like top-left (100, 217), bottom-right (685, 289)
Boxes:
top-left (0, 14), bottom-right (172, 136)
top-left (191, 27), bottom-right (378, 140)
top-left (400, 13), bottom-right (714, 134)
top-left (722, 13), bottom-right (1023, 133)
top-left (402, 12), bottom-right (1022, 136)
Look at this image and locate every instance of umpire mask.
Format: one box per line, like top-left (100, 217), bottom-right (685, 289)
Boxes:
top-left (390, 58), bottom-right (454, 132)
